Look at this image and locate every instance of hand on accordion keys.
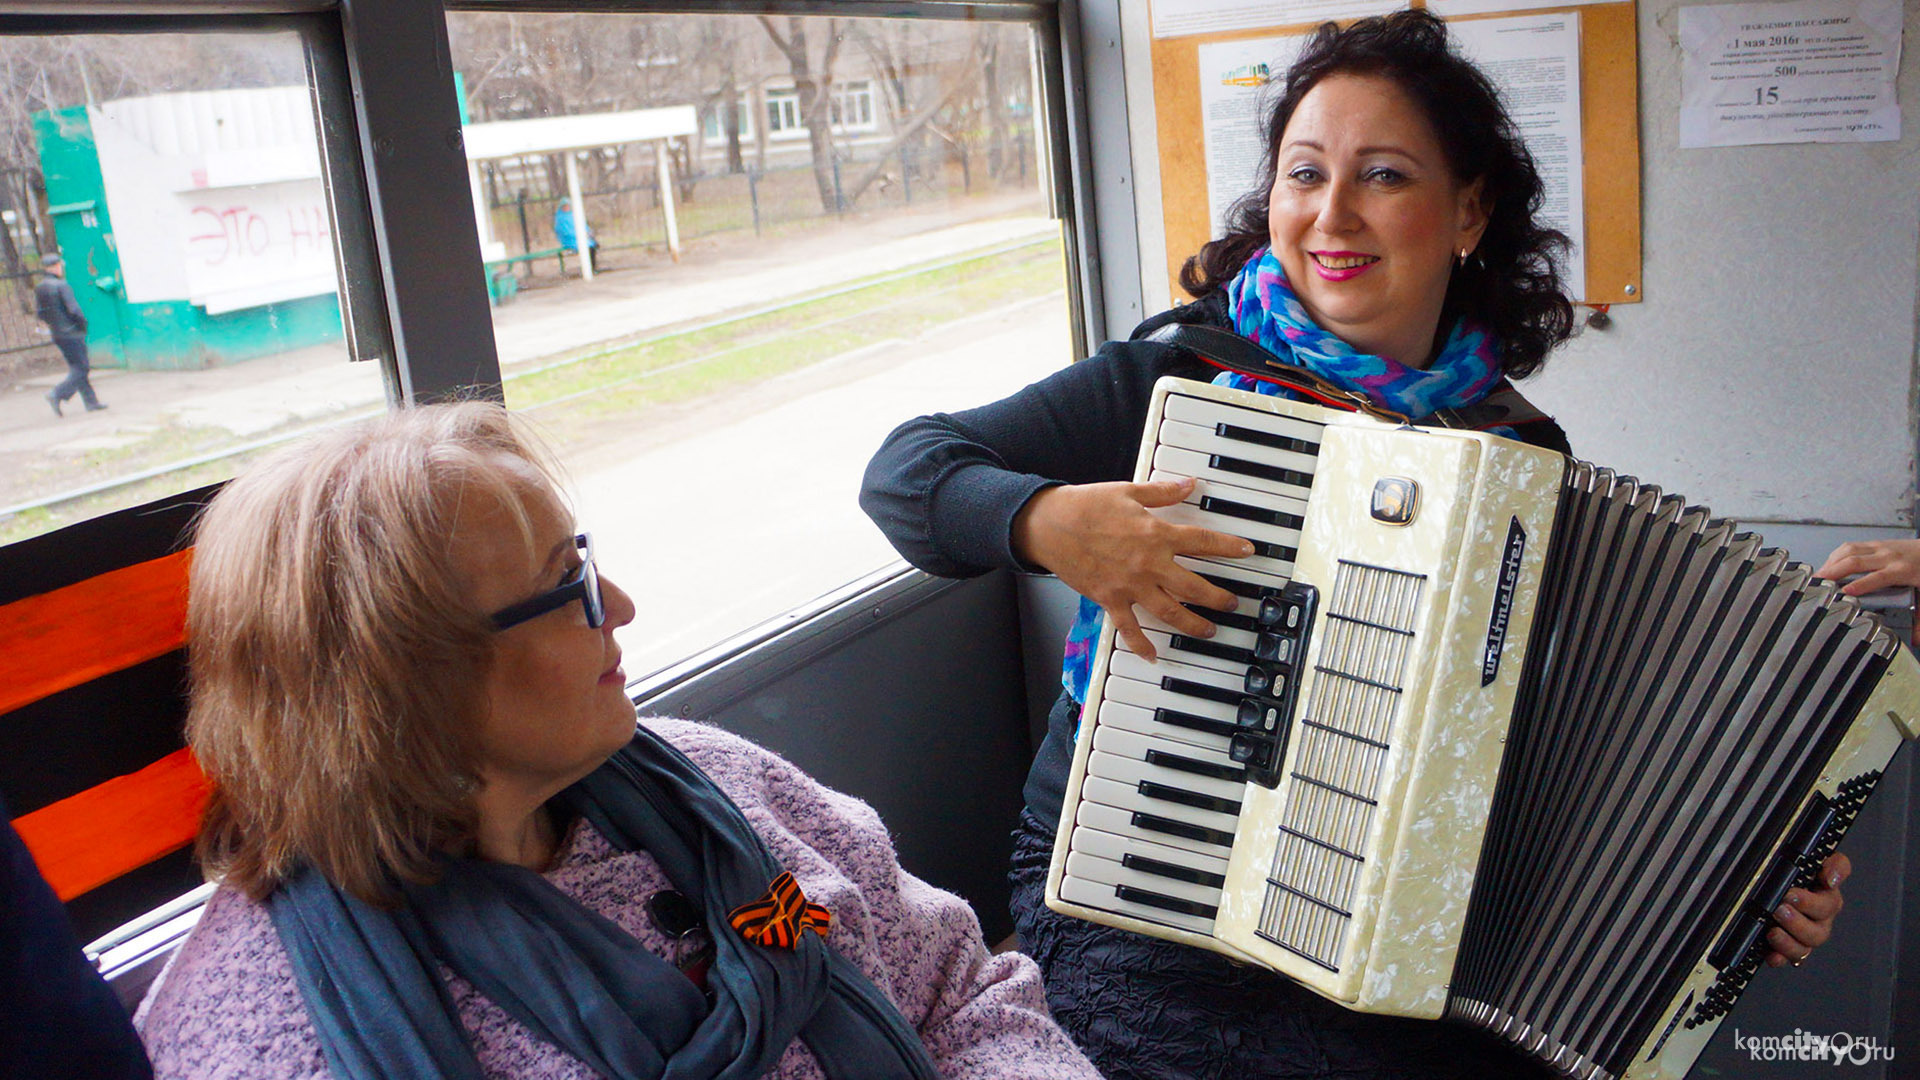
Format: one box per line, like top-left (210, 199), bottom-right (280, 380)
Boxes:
top-left (1765, 853), bottom-right (1850, 969)
top-left (1012, 477), bottom-right (1256, 662)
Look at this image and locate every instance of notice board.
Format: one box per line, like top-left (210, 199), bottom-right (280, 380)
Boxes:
top-left (1146, 0), bottom-right (1642, 306)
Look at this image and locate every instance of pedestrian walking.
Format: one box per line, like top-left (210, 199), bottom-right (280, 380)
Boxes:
top-left (36, 254), bottom-right (105, 417)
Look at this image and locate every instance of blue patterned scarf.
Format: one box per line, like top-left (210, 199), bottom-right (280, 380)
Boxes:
top-left (1060, 248), bottom-right (1511, 703)
top-left (1217, 246), bottom-right (1504, 414)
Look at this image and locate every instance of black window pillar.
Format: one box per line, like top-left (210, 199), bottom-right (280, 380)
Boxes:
top-left (337, 0), bottom-right (501, 404)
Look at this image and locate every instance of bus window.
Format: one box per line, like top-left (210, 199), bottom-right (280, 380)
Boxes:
top-left (0, 28), bottom-right (381, 546)
top-left (445, 11), bottom-right (1079, 677)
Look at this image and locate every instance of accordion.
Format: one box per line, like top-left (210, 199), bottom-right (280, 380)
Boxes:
top-left (1045, 377), bottom-right (1919, 1080)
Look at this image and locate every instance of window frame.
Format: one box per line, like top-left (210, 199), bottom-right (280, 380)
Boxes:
top-left (702, 98), bottom-right (755, 142)
top-left (0, 0), bottom-right (1107, 396)
top-left (828, 78), bottom-right (876, 133)
top-left (0, 0), bottom-right (1113, 685)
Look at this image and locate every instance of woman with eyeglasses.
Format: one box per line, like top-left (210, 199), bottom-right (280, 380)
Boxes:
top-left (134, 402), bottom-right (1099, 1080)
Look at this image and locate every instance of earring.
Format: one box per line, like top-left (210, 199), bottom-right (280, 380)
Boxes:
top-left (1457, 248), bottom-right (1470, 268)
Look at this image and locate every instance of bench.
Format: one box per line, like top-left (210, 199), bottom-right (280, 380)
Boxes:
top-left (483, 245), bottom-right (574, 303)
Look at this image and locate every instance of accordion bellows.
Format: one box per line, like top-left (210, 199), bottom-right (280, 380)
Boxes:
top-left (1045, 378), bottom-right (1918, 1080)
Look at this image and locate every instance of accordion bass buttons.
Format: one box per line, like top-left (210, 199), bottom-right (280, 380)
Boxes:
top-left (1229, 582), bottom-right (1318, 787)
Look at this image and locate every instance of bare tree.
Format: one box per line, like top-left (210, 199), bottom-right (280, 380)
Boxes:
top-left (981, 25), bottom-right (1010, 182)
top-left (0, 33), bottom-right (300, 188)
top-left (757, 15), bottom-right (844, 213)
top-left (848, 21), bottom-right (929, 192)
top-left (693, 19), bottom-right (746, 175)
top-left (837, 61), bottom-right (975, 207)
top-left (449, 12), bottom-right (712, 214)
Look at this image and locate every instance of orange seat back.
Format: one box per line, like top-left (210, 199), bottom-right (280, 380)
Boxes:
top-left (1, 487), bottom-right (216, 942)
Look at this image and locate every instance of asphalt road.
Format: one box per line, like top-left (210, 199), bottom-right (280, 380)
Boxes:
top-left (573, 289), bottom-right (1069, 678)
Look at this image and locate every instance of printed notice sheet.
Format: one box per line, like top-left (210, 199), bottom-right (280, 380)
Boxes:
top-left (1153, 0), bottom-right (1400, 39)
top-left (1450, 14), bottom-right (1588, 300)
top-left (1198, 35), bottom-right (1307, 235)
top-left (1429, 0), bottom-right (1615, 17)
top-left (1197, 13), bottom-right (1587, 298)
top-left (1679, 0), bottom-right (1902, 147)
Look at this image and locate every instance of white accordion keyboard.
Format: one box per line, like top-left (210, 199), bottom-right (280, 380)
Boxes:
top-left (1054, 390), bottom-right (1323, 938)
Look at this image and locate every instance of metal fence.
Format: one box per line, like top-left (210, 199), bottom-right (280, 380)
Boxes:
top-left (0, 165), bottom-right (54, 368)
top-left (0, 266), bottom-right (52, 358)
top-left (479, 130), bottom-right (1039, 290)
top-left (0, 131), bottom-right (1043, 364)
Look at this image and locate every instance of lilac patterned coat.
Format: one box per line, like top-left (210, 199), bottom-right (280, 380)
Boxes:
top-left (135, 718), bottom-right (1101, 1080)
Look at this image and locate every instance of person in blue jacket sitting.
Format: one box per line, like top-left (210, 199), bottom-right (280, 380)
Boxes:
top-left (553, 197), bottom-right (599, 256)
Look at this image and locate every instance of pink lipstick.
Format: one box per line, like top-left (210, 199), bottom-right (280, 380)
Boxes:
top-left (1310, 250), bottom-right (1378, 282)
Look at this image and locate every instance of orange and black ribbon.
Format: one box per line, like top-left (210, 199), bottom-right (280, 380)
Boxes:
top-left (727, 871), bottom-right (831, 949)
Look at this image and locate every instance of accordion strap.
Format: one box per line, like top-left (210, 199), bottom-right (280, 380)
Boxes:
top-left (1145, 322), bottom-right (1551, 433)
top-left (1423, 387), bottom-right (1550, 432)
top-left (1144, 323), bottom-right (1409, 424)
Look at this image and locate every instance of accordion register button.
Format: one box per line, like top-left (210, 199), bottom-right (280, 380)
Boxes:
top-left (1259, 595), bottom-right (1305, 630)
top-left (1243, 667), bottom-right (1285, 697)
top-left (1254, 633), bottom-right (1291, 663)
top-left (1236, 699), bottom-right (1281, 732)
top-left (1229, 732), bottom-right (1273, 769)
top-left (1257, 597), bottom-right (1284, 626)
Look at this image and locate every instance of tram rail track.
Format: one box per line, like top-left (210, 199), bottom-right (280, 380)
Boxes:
top-left (0, 235), bottom-right (1056, 526)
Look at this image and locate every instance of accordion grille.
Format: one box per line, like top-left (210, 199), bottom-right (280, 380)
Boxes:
top-left (1257, 559), bottom-right (1424, 971)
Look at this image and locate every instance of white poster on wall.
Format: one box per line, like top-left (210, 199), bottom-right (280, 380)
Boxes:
top-left (1679, 0), bottom-right (1902, 147)
top-left (1193, 12), bottom-right (1587, 298)
top-left (1452, 13), bottom-right (1588, 300)
top-left (1197, 35), bottom-right (1307, 236)
top-left (1153, 0), bottom-right (1400, 39)
top-left (1428, 0), bottom-right (1616, 17)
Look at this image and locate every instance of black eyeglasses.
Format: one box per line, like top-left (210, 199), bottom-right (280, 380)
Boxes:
top-left (489, 533), bottom-right (605, 631)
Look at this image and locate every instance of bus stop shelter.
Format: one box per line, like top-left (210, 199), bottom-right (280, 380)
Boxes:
top-left (463, 105), bottom-right (697, 280)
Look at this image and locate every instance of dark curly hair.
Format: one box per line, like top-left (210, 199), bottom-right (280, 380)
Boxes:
top-left (1179, 9), bottom-right (1573, 378)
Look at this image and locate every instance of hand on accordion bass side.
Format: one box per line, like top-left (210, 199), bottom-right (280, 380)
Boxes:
top-left (1816, 539), bottom-right (1920, 650)
top-left (1764, 852), bottom-right (1850, 969)
top-left (1816, 538), bottom-right (1920, 595)
top-left (1011, 478), bottom-right (1256, 662)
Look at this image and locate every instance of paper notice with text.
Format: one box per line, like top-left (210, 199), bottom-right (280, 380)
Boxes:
top-left (1153, 0), bottom-right (1400, 39)
top-left (1198, 35), bottom-right (1308, 236)
top-left (1452, 14), bottom-right (1588, 300)
top-left (1680, 0), bottom-right (1902, 147)
top-left (1429, 0), bottom-right (1614, 16)
top-left (1194, 12), bottom-right (1587, 298)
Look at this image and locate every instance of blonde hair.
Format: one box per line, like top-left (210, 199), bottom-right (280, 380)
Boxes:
top-left (187, 402), bottom-right (564, 904)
